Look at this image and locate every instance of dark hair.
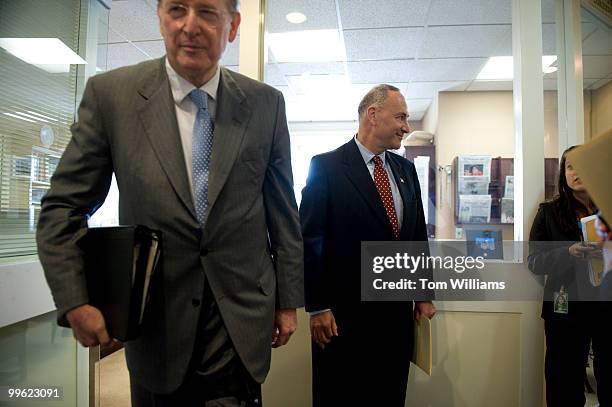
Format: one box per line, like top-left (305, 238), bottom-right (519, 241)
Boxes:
top-left (546, 145), bottom-right (593, 234)
top-left (157, 0), bottom-right (239, 13)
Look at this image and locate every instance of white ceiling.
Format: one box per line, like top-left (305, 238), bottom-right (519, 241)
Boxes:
top-left (103, 0), bottom-right (612, 122)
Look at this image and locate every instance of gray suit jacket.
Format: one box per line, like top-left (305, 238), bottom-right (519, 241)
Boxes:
top-left (36, 58), bottom-right (304, 393)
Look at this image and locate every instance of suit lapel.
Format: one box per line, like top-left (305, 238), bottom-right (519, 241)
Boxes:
top-left (205, 68), bottom-right (252, 221)
top-left (387, 153), bottom-right (419, 236)
top-left (136, 58), bottom-right (196, 219)
top-left (386, 153), bottom-right (414, 205)
top-left (343, 140), bottom-right (393, 231)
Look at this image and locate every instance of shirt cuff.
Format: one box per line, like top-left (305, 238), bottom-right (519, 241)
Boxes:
top-left (309, 308), bottom-right (331, 316)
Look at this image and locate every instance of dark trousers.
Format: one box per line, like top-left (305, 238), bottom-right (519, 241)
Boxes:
top-left (544, 311), bottom-right (612, 407)
top-left (129, 360), bottom-right (261, 407)
top-left (130, 282), bottom-right (262, 407)
top-left (312, 304), bottom-right (413, 407)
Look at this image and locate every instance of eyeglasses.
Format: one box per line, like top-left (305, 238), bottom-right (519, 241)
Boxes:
top-left (165, 4), bottom-right (233, 28)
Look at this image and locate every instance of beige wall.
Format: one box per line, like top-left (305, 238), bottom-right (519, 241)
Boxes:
top-left (435, 91), bottom-right (515, 239)
top-left (422, 94), bottom-right (439, 135)
top-left (591, 80), bottom-right (612, 139)
top-left (262, 309), bottom-right (312, 407)
top-left (407, 311), bottom-right (521, 407)
top-left (431, 90), bottom-right (564, 239)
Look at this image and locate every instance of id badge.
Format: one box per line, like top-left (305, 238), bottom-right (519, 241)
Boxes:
top-left (553, 287), bottom-right (568, 314)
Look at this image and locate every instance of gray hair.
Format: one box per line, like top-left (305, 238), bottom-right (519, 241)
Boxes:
top-left (357, 84), bottom-right (400, 120)
top-left (157, 0), bottom-right (239, 13)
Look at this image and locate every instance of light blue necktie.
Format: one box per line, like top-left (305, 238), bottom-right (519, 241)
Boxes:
top-left (189, 89), bottom-right (214, 224)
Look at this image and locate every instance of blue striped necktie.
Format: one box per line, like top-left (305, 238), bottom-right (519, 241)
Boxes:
top-left (189, 89), bottom-right (214, 224)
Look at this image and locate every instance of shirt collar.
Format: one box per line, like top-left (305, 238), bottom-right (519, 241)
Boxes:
top-left (165, 58), bottom-right (221, 105)
top-left (355, 134), bottom-right (386, 166)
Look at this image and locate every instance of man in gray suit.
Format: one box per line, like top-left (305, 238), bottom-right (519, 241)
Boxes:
top-left (36, 0), bottom-right (304, 405)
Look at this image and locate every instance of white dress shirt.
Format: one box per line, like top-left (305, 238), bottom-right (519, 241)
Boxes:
top-left (165, 58), bottom-right (221, 199)
top-left (310, 136), bottom-right (405, 316)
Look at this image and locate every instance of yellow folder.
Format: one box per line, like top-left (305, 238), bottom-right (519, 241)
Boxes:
top-left (581, 215), bottom-right (605, 286)
top-left (411, 316), bottom-right (432, 375)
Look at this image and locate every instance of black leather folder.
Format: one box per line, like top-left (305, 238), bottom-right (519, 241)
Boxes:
top-left (80, 225), bottom-right (161, 341)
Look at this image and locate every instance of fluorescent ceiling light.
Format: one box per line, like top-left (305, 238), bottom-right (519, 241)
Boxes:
top-left (541, 55), bottom-right (558, 74)
top-left (287, 73), bottom-right (350, 96)
top-left (477, 55), bottom-right (558, 80)
top-left (286, 12), bottom-right (307, 24)
top-left (267, 30), bottom-right (346, 63)
top-left (0, 38), bottom-right (87, 73)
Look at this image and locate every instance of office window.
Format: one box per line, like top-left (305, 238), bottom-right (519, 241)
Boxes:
top-left (263, 0), bottom-right (525, 241)
top-left (0, 0), bottom-right (89, 260)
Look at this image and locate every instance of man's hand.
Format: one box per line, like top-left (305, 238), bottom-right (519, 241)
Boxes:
top-left (414, 301), bottom-right (436, 321)
top-left (310, 311), bottom-right (338, 349)
top-left (66, 304), bottom-right (111, 347)
top-left (271, 308), bottom-right (297, 348)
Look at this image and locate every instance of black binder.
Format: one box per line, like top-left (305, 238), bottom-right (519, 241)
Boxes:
top-left (80, 225), bottom-right (162, 341)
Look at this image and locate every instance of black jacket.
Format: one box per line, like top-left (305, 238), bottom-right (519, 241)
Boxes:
top-left (528, 201), bottom-right (598, 319)
top-left (300, 139), bottom-right (430, 315)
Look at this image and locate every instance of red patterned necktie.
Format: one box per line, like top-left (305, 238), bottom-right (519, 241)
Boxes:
top-left (372, 155), bottom-right (400, 240)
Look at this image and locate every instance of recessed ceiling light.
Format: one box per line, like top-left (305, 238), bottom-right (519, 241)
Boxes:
top-left (476, 55), bottom-right (559, 80)
top-left (286, 12), bottom-right (307, 24)
top-left (0, 38), bottom-right (87, 73)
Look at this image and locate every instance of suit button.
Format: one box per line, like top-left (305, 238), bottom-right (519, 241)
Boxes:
top-left (192, 299), bottom-right (201, 307)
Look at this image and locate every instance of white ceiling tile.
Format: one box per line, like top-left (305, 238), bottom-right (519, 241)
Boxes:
top-left (411, 58), bottom-right (488, 81)
top-left (338, 0), bottom-right (430, 29)
top-left (106, 42), bottom-right (152, 70)
top-left (276, 62), bottom-right (345, 76)
top-left (467, 80), bottom-right (513, 91)
top-left (541, 0), bottom-right (556, 24)
top-left (428, 0), bottom-right (511, 25)
top-left (344, 27), bottom-right (424, 61)
top-left (420, 25), bottom-right (511, 58)
top-left (582, 26), bottom-right (612, 56)
top-left (541, 23), bottom-right (556, 55)
top-left (409, 111), bottom-right (425, 121)
top-left (108, 0), bottom-right (161, 43)
top-left (266, 0), bottom-right (338, 33)
top-left (405, 81), bottom-right (468, 98)
top-left (285, 74), bottom-right (352, 97)
top-left (588, 77), bottom-right (612, 90)
top-left (350, 83), bottom-right (409, 98)
top-left (406, 99), bottom-right (431, 112)
top-left (583, 55), bottom-right (612, 78)
top-left (347, 60), bottom-right (415, 83)
top-left (264, 64), bottom-right (289, 86)
top-left (132, 40), bottom-right (165, 59)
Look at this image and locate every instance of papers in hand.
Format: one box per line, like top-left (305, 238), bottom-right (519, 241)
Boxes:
top-left (81, 225), bottom-right (161, 341)
top-left (581, 215), bottom-right (604, 286)
top-left (411, 316), bottom-right (432, 376)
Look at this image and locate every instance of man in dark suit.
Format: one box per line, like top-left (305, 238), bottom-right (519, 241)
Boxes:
top-left (36, 0), bottom-right (304, 405)
top-left (300, 84), bottom-right (436, 407)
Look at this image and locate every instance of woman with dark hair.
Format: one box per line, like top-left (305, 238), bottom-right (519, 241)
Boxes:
top-left (528, 146), bottom-right (611, 406)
